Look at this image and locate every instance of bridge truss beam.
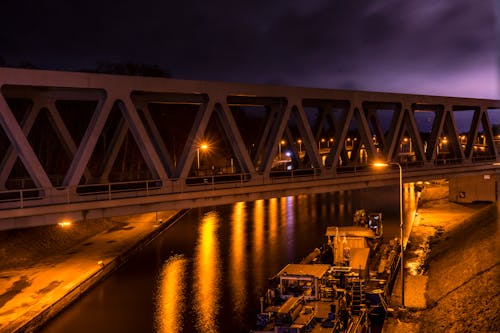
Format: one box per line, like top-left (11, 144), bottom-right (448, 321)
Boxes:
top-left (0, 67), bottom-right (499, 225)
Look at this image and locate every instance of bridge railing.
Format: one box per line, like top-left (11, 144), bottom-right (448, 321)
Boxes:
top-left (0, 168), bottom-right (331, 209)
top-left (471, 155), bottom-right (497, 163)
top-left (0, 173), bottom-right (254, 209)
top-left (0, 159), bottom-right (498, 211)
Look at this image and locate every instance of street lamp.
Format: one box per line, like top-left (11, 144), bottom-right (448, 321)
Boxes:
top-left (279, 140), bottom-right (286, 159)
top-left (197, 143), bottom-right (209, 170)
top-left (319, 138), bottom-right (326, 150)
top-left (373, 161), bottom-right (405, 308)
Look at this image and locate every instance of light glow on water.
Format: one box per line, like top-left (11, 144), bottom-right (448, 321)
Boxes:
top-left (194, 211), bottom-right (221, 333)
top-left (155, 254), bottom-right (187, 333)
top-left (230, 202), bottom-right (247, 319)
top-left (252, 199), bottom-right (265, 293)
top-left (283, 196), bottom-right (295, 259)
top-left (268, 198), bottom-right (279, 251)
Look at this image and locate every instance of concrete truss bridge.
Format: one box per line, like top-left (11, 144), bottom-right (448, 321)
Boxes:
top-left (0, 67), bottom-right (498, 228)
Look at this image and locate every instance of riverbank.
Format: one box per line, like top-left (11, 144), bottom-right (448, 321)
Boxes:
top-left (0, 210), bottom-right (183, 333)
top-left (383, 183), bottom-right (499, 332)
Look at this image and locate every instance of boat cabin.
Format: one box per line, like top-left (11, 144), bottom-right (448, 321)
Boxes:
top-left (325, 226), bottom-right (373, 278)
top-left (277, 264), bottom-right (330, 300)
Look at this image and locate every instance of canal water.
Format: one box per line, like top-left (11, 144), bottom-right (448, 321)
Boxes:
top-left (41, 186), bottom-right (416, 333)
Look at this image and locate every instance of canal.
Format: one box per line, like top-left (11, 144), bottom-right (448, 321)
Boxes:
top-left (41, 185), bottom-right (417, 333)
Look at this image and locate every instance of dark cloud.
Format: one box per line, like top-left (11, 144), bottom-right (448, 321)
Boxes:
top-left (0, 0), bottom-right (497, 98)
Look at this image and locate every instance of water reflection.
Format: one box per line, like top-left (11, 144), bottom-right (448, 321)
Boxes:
top-left (194, 211), bottom-right (221, 333)
top-left (283, 196), bottom-right (295, 261)
top-left (252, 199), bottom-right (265, 295)
top-left (41, 187), bottom-right (417, 333)
top-left (268, 198), bottom-right (279, 251)
top-left (155, 254), bottom-right (187, 333)
top-left (230, 202), bottom-right (247, 320)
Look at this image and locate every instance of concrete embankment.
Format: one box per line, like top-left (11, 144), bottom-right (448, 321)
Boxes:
top-left (384, 184), bottom-right (499, 333)
top-left (0, 209), bottom-right (187, 333)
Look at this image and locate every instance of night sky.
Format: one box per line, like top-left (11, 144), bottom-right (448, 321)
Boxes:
top-left (1, 0), bottom-right (499, 99)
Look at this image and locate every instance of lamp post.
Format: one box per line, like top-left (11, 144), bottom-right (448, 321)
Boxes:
top-left (279, 140), bottom-right (285, 159)
top-left (373, 161), bottom-right (405, 308)
top-left (197, 143), bottom-right (209, 170)
top-left (319, 138), bottom-right (325, 150)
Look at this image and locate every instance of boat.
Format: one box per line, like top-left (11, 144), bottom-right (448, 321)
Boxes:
top-left (253, 210), bottom-right (400, 333)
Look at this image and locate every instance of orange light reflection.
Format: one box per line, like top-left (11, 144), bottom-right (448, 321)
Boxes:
top-left (230, 202), bottom-right (247, 317)
top-left (252, 200), bottom-right (265, 291)
top-left (268, 198), bottom-right (278, 252)
top-left (194, 211), bottom-right (220, 333)
top-left (155, 254), bottom-right (187, 333)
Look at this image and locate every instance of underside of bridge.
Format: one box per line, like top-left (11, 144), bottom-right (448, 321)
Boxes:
top-left (0, 67), bottom-right (499, 229)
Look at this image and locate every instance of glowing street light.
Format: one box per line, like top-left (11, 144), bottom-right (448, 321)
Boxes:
top-left (58, 221), bottom-right (72, 227)
top-left (319, 138), bottom-right (326, 150)
top-left (197, 143), bottom-right (209, 170)
top-left (279, 139), bottom-right (286, 159)
top-left (373, 161), bottom-right (405, 308)
top-left (297, 139), bottom-right (302, 153)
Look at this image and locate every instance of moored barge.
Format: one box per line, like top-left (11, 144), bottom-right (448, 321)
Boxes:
top-left (253, 210), bottom-right (401, 333)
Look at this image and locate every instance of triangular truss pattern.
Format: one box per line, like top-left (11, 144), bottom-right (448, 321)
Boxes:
top-left (412, 104), bottom-right (463, 162)
top-left (327, 106), bottom-right (377, 167)
top-left (215, 102), bottom-right (255, 176)
top-left (94, 106), bottom-right (153, 183)
top-left (362, 102), bottom-right (400, 157)
top-left (302, 100), bottom-right (350, 169)
top-left (118, 97), bottom-right (167, 181)
top-left (280, 105), bottom-right (322, 171)
top-left (463, 107), bottom-right (497, 160)
top-left (65, 95), bottom-right (168, 187)
top-left (387, 108), bottom-right (427, 164)
top-left (93, 116), bottom-right (129, 183)
top-left (139, 104), bottom-right (176, 177)
top-left (260, 103), bottom-right (291, 175)
top-left (176, 100), bottom-right (215, 178)
top-left (176, 99), bottom-right (260, 179)
top-left (62, 95), bottom-right (115, 187)
top-left (46, 101), bottom-right (93, 184)
top-left (250, 105), bottom-right (278, 170)
top-left (226, 96), bottom-right (291, 176)
top-left (133, 92), bottom-right (208, 178)
top-left (26, 106), bottom-right (74, 186)
top-left (0, 94), bottom-right (52, 189)
top-left (0, 100), bottom-right (39, 189)
top-left (0, 68), bottom-right (497, 206)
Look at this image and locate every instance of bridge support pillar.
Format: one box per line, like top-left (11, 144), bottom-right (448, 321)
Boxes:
top-left (449, 174), bottom-right (498, 203)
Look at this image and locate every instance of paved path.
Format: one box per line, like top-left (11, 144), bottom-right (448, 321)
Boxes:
top-left (0, 211), bottom-right (179, 333)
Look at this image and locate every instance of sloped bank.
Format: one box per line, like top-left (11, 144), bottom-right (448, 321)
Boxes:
top-left (17, 209), bottom-right (189, 333)
top-left (419, 203), bottom-right (499, 332)
top-left (384, 199), bottom-right (499, 333)
top-left (383, 183), bottom-right (500, 333)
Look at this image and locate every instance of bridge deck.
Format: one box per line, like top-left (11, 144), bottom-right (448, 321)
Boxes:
top-left (0, 67), bottom-right (498, 228)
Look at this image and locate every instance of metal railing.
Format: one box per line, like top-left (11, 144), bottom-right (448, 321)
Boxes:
top-left (0, 159), bottom-right (498, 210)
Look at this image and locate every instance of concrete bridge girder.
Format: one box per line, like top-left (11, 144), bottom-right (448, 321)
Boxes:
top-left (0, 67), bottom-right (499, 228)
